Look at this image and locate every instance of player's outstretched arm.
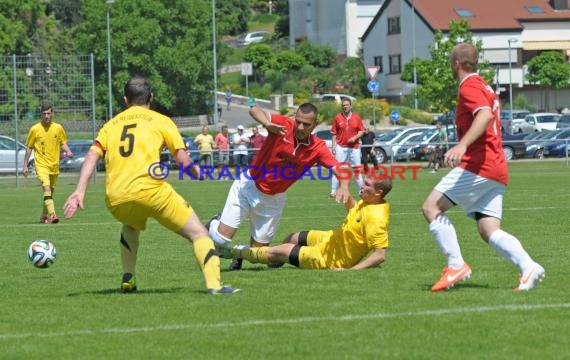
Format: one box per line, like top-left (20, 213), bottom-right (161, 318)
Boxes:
top-left (249, 106), bottom-right (285, 135)
top-left (350, 248), bottom-right (386, 270)
top-left (63, 149), bottom-right (100, 218)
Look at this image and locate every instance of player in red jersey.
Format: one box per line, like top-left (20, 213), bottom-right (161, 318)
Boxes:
top-left (207, 103), bottom-right (351, 270)
top-left (421, 43), bottom-right (544, 292)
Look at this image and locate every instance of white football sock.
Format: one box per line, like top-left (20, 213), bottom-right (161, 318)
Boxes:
top-left (429, 215), bottom-right (464, 269)
top-left (488, 229), bottom-right (534, 272)
top-left (207, 218), bottom-right (232, 247)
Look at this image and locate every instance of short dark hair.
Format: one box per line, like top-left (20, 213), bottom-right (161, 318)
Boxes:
top-left (124, 76), bottom-right (152, 105)
top-left (297, 103), bottom-right (318, 119)
top-left (40, 103), bottom-right (53, 112)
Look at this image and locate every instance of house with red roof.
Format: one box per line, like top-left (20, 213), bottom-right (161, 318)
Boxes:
top-left (361, 0), bottom-right (570, 110)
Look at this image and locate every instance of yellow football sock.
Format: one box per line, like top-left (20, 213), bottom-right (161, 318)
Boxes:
top-left (43, 191), bottom-right (55, 215)
top-left (193, 236), bottom-right (221, 290)
top-left (243, 246), bottom-right (269, 264)
top-left (120, 229), bottom-right (139, 275)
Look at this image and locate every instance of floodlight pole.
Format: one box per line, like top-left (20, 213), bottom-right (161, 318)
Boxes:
top-left (412, 0), bottom-right (418, 109)
top-left (106, 0), bottom-right (115, 120)
top-left (508, 38), bottom-right (518, 119)
top-left (212, 0), bottom-right (218, 124)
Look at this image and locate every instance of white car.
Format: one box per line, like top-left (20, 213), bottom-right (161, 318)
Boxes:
top-left (0, 135), bottom-right (34, 174)
top-left (374, 126), bottom-right (435, 163)
top-left (320, 94), bottom-right (356, 104)
top-left (236, 31), bottom-right (271, 47)
top-left (524, 113), bottom-right (561, 132)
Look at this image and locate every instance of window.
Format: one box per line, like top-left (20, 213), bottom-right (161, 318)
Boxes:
top-left (389, 55), bottom-right (401, 74)
top-left (387, 17), bottom-right (400, 35)
top-left (373, 56), bottom-right (383, 73)
top-left (455, 8), bottom-right (474, 17)
top-left (526, 6), bottom-right (545, 13)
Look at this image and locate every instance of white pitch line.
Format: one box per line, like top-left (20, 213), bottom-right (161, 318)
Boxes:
top-left (2, 206), bottom-right (566, 229)
top-left (1, 302), bottom-right (569, 341)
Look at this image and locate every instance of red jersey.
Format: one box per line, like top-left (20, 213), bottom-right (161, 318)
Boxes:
top-left (331, 112), bottom-right (365, 148)
top-left (250, 114), bottom-right (338, 195)
top-left (456, 73), bottom-right (508, 185)
top-left (215, 133), bottom-right (229, 150)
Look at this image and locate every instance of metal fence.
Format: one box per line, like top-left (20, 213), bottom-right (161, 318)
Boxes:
top-left (0, 54), bottom-right (96, 186)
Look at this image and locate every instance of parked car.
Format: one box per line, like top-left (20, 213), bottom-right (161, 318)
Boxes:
top-left (374, 126), bottom-right (434, 163)
top-left (524, 113), bottom-right (561, 132)
top-left (556, 114), bottom-right (570, 129)
top-left (523, 130), bottom-right (554, 158)
top-left (60, 140), bottom-right (105, 172)
top-left (542, 129), bottom-right (570, 157)
top-left (235, 31), bottom-right (271, 47)
top-left (501, 133), bottom-right (527, 160)
top-left (524, 129), bottom-right (570, 159)
top-left (320, 94), bottom-right (356, 104)
top-left (394, 127), bottom-right (440, 161)
top-left (312, 129), bottom-right (333, 150)
top-left (500, 109), bottom-right (531, 134)
top-left (407, 126), bottom-right (457, 161)
top-left (0, 135), bottom-right (34, 174)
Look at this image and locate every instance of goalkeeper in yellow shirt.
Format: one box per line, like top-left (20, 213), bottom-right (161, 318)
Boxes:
top-left (63, 76), bottom-right (240, 295)
top-left (224, 173), bottom-right (391, 270)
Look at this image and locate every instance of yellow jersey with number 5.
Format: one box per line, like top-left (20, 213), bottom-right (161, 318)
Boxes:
top-left (91, 106), bottom-right (185, 206)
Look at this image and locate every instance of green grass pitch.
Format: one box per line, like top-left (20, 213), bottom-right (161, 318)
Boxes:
top-left (1, 161), bottom-right (569, 359)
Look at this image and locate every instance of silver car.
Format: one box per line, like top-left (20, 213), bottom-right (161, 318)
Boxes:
top-left (374, 126), bottom-right (434, 163)
top-left (0, 135), bottom-right (34, 174)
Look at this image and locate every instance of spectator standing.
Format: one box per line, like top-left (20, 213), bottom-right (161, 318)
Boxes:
top-left (215, 125), bottom-right (230, 178)
top-left (225, 89), bottom-right (233, 111)
top-left (194, 126), bottom-right (215, 167)
top-left (232, 125), bottom-right (250, 169)
top-left (330, 98), bottom-right (365, 196)
top-left (431, 121), bottom-right (448, 173)
top-left (360, 127), bottom-right (378, 167)
top-left (249, 127), bottom-right (266, 162)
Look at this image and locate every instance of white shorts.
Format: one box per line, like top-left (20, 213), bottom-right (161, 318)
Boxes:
top-left (335, 144), bottom-right (361, 166)
top-left (435, 167), bottom-right (505, 219)
top-left (219, 171), bottom-right (286, 244)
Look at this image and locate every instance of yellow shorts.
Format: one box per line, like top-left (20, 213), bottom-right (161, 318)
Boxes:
top-left (36, 170), bottom-right (58, 188)
top-left (107, 183), bottom-right (194, 232)
top-left (294, 230), bottom-right (333, 269)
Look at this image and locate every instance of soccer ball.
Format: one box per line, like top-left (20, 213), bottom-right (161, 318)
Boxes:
top-left (27, 240), bottom-right (57, 268)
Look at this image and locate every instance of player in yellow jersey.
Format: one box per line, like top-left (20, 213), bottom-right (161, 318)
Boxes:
top-left (224, 173), bottom-right (391, 270)
top-left (63, 76), bottom-right (240, 295)
top-left (23, 103), bottom-right (74, 224)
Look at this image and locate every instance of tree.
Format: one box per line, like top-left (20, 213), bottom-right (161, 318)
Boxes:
top-left (71, 0), bottom-right (227, 116)
top-left (526, 51), bottom-right (570, 110)
top-left (0, 0), bottom-right (52, 54)
top-left (400, 20), bottom-right (495, 112)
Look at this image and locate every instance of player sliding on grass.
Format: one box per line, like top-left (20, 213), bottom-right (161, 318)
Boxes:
top-left (207, 102), bottom-right (352, 271)
top-left (219, 173), bottom-right (391, 270)
top-left (63, 76), bottom-right (239, 295)
top-left (421, 43), bottom-right (545, 292)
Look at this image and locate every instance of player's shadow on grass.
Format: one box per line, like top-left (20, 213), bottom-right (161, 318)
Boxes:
top-left (67, 287), bottom-right (185, 296)
top-left (220, 265), bottom-right (296, 273)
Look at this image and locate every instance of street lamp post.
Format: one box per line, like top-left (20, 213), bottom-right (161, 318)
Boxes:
top-left (106, 0), bottom-right (115, 120)
top-left (412, 0), bottom-right (418, 109)
top-left (212, 0), bottom-right (218, 124)
top-left (508, 38), bottom-right (518, 119)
